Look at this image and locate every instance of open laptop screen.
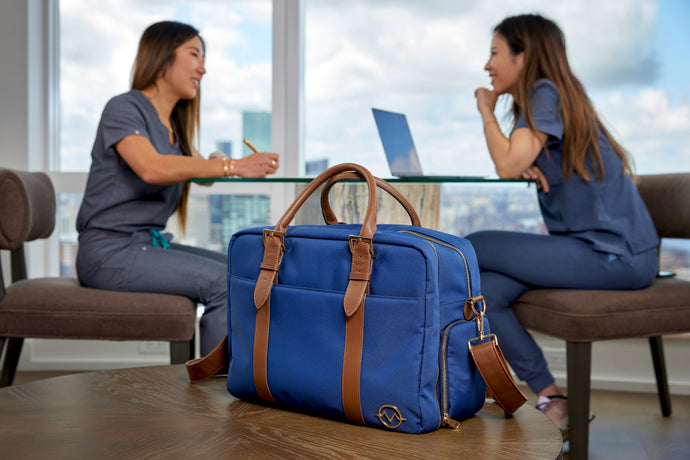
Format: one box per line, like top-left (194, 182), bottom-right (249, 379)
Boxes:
top-left (372, 108), bottom-right (424, 176)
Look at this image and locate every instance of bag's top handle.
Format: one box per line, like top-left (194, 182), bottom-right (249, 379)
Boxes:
top-left (274, 163), bottom-right (378, 236)
top-left (254, 163), bottom-right (379, 318)
top-left (320, 171), bottom-right (422, 227)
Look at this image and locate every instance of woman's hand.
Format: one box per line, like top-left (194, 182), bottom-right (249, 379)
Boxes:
top-left (521, 165), bottom-right (550, 192)
top-left (208, 151), bottom-right (227, 160)
top-left (475, 87), bottom-right (498, 118)
top-left (234, 152), bottom-right (280, 178)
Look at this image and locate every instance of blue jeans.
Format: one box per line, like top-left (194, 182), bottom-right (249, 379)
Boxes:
top-left (465, 231), bottom-right (657, 393)
top-left (76, 231), bottom-right (227, 356)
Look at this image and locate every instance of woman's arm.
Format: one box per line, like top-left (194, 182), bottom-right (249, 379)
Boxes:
top-left (115, 135), bottom-right (279, 185)
top-left (475, 88), bottom-right (547, 178)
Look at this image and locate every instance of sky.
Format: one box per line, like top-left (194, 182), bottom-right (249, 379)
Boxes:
top-left (59, 0), bottom-right (689, 177)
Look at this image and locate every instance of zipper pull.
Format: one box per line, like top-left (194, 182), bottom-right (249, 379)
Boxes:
top-left (443, 413), bottom-right (462, 430)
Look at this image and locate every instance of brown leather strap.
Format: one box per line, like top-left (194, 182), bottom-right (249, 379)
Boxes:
top-left (252, 231), bottom-right (283, 402)
top-left (253, 230), bottom-right (284, 309)
top-left (340, 238), bottom-right (373, 424)
top-left (342, 297), bottom-right (366, 423)
top-left (343, 238), bottom-right (373, 317)
top-left (469, 336), bottom-right (527, 414)
top-left (185, 335), bottom-right (229, 382)
top-left (250, 164), bottom-right (380, 406)
top-left (253, 286), bottom-right (277, 402)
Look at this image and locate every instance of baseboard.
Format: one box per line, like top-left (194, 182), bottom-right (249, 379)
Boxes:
top-left (551, 371), bottom-right (690, 396)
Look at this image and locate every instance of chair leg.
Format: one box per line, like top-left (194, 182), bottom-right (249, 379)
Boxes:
top-left (169, 336), bottom-right (195, 364)
top-left (649, 336), bottom-right (672, 416)
top-left (0, 337), bottom-right (25, 387)
top-left (567, 341), bottom-right (591, 460)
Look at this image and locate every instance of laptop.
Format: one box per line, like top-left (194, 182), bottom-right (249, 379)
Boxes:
top-left (372, 108), bottom-right (483, 179)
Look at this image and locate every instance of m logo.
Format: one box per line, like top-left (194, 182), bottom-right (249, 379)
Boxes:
top-left (376, 405), bottom-right (406, 429)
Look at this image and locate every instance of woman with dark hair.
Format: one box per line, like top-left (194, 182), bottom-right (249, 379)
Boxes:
top-left (469, 14), bottom-right (658, 433)
top-left (76, 21), bottom-right (278, 356)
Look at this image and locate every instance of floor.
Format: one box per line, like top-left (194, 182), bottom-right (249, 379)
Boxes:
top-left (10, 371), bottom-right (690, 460)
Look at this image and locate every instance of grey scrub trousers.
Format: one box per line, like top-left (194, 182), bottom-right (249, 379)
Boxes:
top-left (77, 231), bottom-right (227, 356)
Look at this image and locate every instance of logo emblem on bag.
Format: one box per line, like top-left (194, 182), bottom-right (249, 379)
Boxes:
top-left (376, 405), bottom-right (406, 429)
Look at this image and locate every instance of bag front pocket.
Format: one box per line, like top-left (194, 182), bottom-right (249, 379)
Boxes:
top-left (439, 318), bottom-right (489, 427)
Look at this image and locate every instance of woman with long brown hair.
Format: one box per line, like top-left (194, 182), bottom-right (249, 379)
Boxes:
top-left (469, 14), bottom-right (658, 435)
top-left (76, 21), bottom-right (278, 356)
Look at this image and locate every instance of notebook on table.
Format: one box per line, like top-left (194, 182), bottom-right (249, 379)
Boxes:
top-left (372, 108), bottom-right (483, 179)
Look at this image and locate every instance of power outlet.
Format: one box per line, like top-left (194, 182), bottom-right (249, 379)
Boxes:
top-left (139, 341), bottom-right (168, 354)
top-left (543, 348), bottom-right (566, 370)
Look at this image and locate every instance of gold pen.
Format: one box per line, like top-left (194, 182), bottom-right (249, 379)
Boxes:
top-left (243, 138), bottom-right (260, 154)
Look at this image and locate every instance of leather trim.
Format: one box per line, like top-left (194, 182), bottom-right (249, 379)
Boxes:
top-left (469, 337), bottom-right (527, 414)
top-left (341, 239), bottom-right (372, 424)
top-left (253, 234), bottom-right (284, 309)
top-left (342, 296), bottom-right (366, 424)
top-left (463, 295), bottom-right (485, 321)
top-left (253, 286), bottom-right (276, 402)
top-left (343, 240), bottom-right (373, 317)
top-left (185, 335), bottom-right (229, 382)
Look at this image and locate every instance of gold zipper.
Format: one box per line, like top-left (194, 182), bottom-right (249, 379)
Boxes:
top-left (398, 230), bottom-right (472, 295)
top-left (398, 230), bottom-right (471, 429)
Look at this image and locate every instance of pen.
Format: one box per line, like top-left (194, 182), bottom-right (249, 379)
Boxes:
top-left (243, 138), bottom-right (259, 154)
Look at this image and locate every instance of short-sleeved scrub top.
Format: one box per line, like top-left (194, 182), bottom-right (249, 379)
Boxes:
top-left (76, 90), bottom-right (184, 237)
top-left (515, 79), bottom-right (659, 256)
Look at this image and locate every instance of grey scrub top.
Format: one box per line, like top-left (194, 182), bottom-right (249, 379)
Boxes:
top-left (515, 79), bottom-right (659, 256)
top-left (76, 90), bottom-right (184, 237)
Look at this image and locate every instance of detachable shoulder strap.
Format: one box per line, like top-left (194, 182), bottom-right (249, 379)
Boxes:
top-left (185, 335), bottom-right (229, 383)
top-left (469, 336), bottom-right (527, 414)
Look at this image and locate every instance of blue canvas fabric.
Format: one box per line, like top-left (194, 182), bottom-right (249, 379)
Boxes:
top-left (226, 222), bottom-right (489, 434)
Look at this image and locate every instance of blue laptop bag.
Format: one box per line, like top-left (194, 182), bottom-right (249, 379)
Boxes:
top-left (221, 164), bottom-right (525, 433)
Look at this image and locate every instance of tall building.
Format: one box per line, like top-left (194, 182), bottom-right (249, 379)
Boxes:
top-left (306, 158), bottom-right (329, 176)
top-left (216, 141), bottom-right (232, 158)
top-left (242, 111), bottom-right (271, 156)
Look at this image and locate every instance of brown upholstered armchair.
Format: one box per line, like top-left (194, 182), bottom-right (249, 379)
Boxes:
top-left (0, 168), bottom-right (197, 387)
top-left (513, 173), bottom-right (690, 460)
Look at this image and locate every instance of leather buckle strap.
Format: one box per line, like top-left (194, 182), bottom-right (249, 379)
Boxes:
top-left (186, 335), bottom-right (230, 382)
top-left (348, 235), bottom-right (374, 258)
top-left (251, 229), bottom-right (284, 402)
top-left (468, 335), bottom-right (527, 414)
top-left (262, 229), bottom-right (285, 251)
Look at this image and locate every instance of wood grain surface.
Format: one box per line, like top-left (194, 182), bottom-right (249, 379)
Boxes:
top-left (0, 365), bottom-right (562, 459)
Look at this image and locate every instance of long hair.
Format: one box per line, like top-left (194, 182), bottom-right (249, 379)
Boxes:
top-left (495, 14), bottom-right (631, 181)
top-left (131, 21), bottom-right (204, 232)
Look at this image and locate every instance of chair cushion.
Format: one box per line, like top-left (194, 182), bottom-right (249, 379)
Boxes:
top-left (0, 278), bottom-right (196, 342)
top-left (513, 277), bottom-right (690, 342)
top-left (0, 169), bottom-right (55, 250)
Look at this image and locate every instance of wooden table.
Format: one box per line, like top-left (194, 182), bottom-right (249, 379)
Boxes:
top-left (0, 365), bottom-right (563, 459)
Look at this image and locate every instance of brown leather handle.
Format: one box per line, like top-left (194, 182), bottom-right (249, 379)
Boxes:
top-left (320, 172), bottom-right (422, 227)
top-left (274, 163), bottom-right (378, 237)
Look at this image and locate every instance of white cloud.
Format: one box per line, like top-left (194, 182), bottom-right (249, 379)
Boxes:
top-left (598, 89), bottom-right (690, 173)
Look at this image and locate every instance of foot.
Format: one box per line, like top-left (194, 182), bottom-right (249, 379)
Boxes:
top-left (536, 395), bottom-right (569, 439)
